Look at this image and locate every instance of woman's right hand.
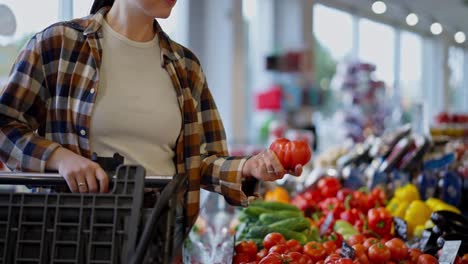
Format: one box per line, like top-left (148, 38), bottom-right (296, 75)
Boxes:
top-left (46, 147), bottom-right (109, 193)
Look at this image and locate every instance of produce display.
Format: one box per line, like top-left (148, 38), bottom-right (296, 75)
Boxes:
top-left (232, 124), bottom-right (468, 264)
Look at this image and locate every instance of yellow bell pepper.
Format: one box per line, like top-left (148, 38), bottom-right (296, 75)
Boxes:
top-left (424, 219), bottom-right (434, 229)
top-left (394, 184), bottom-right (420, 202)
top-left (404, 200), bottom-right (432, 236)
top-left (413, 225), bottom-right (425, 238)
top-left (425, 197), bottom-right (461, 214)
top-left (386, 197), bottom-right (409, 218)
top-left (264, 187), bottom-right (290, 204)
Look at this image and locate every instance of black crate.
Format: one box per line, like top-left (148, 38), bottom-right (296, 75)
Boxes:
top-left (0, 165), bottom-right (182, 264)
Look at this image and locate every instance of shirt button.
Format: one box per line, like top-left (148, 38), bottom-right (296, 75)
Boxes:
top-left (90, 88), bottom-right (95, 94)
top-left (80, 129), bottom-right (86, 136)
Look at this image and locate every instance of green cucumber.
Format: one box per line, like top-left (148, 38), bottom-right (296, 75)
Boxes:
top-left (268, 217), bottom-right (310, 232)
top-left (243, 206), bottom-right (272, 218)
top-left (259, 211), bottom-right (303, 225)
top-left (245, 226), bottom-right (272, 239)
top-left (250, 201), bottom-right (300, 212)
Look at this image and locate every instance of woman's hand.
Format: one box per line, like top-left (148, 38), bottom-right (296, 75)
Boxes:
top-left (46, 148), bottom-right (109, 193)
top-left (242, 149), bottom-right (302, 181)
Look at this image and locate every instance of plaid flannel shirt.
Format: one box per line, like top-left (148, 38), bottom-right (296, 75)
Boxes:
top-left (0, 7), bottom-right (257, 231)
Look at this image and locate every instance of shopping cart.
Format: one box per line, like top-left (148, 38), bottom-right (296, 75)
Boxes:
top-left (0, 154), bottom-right (187, 264)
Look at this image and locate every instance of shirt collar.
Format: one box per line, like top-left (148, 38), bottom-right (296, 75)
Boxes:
top-left (83, 6), bottom-right (179, 64)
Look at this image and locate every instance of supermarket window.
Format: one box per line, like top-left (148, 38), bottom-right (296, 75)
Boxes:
top-left (313, 4), bottom-right (353, 61)
top-left (399, 31), bottom-right (423, 107)
top-left (0, 0), bottom-right (59, 86)
top-left (448, 46), bottom-right (465, 111)
top-left (358, 18), bottom-right (395, 86)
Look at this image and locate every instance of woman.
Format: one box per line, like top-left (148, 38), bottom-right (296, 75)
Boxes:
top-left (0, 0), bottom-right (301, 235)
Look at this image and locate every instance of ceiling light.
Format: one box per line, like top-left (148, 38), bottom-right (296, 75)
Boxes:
top-left (406, 13), bottom-right (419, 26)
top-left (455, 31), bottom-right (466, 43)
top-left (372, 1), bottom-right (387, 14)
top-left (430, 22), bottom-right (443, 35)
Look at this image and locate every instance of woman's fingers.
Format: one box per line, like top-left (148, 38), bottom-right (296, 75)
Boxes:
top-left (95, 167), bottom-right (109, 193)
top-left (75, 173), bottom-right (88, 193)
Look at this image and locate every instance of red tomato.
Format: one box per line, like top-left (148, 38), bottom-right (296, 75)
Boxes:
top-left (368, 243), bottom-right (391, 263)
top-left (385, 238), bottom-right (408, 261)
top-left (259, 253), bottom-right (283, 264)
top-left (257, 248), bottom-right (268, 261)
top-left (337, 259), bottom-right (353, 264)
top-left (263, 233), bottom-right (286, 250)
top-left (286, 239), bottom-right (303, 253)
top-left (269, 244), bottom-right (289, 255)
top-left (408, 248), bottom-right (423, 263)
top-left (323, 241), bottom-right (338, 255)
top-left (303, 241), bottom-right (326, 262)
top-left (324, 254), bottom-right (341, 264)
top-left (363, 237), bottom-right (380, 250)
top-left (286, 252), bottom-right (313, 264)
top-left (347, 234), bottom-right (366, 246)
top-left (324, 232), bottom-right (344, 248)
top-left (417, 254), bottom-right (439, 264)
top-left (316, 261), bottom-right (325, 264)
top-left (233, 253), bottom-right (254, 264)
top-left (351, 244), bottom-right (366, 257)
top-left (354, 254), bottom-right (370, 264)
top-left (235, 240), bottom-right (258, 257)
top-left (269, 138), bottom-right (312, 170)
top-left (317, 177), bottom-right (342, 198)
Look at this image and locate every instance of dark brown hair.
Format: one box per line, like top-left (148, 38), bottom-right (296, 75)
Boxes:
top-left (90, 0), bottom-right (115, 14)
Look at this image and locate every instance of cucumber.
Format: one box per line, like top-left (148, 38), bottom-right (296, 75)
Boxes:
top-left (250, 201), bottom-right (300, 212)
top-left (245, 226), bottom-right (272, 239)
top-left (268, 217), bottom-right (310, 232)
top-left (245, 225), bottom-right (308, 245)
top-left (259, 211), bottom-right (303, 225)
top-left (243, 206), bottom-right (272, 218)
top-left (270, 227), bottom-right (308, 245)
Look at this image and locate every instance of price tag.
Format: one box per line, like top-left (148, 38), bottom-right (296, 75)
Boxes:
top-left (393, 217), bottom-right (408, 241)
top-left (439, 240), bottom-right (461, 264)
top-left (320, 212), bottom-right (334, 236)
top-left (418, 230), bottom-right (434, 252)
top-left (340, 241), bottom-right (355, 259)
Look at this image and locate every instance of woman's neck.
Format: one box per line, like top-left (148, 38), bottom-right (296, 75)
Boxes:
top-left (105, 2), bottom-right (155, 42)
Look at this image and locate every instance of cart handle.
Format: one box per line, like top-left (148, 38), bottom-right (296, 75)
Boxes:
top-left (0, 172), bottom-right (172, 188)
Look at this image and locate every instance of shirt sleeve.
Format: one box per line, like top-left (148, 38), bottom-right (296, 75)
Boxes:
top-left (197, 75), bottom-right (259, 207)
top-left (0, 35), bottom-right (61, 172)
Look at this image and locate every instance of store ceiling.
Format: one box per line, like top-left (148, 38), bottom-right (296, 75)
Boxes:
top-left (318, 0), bottom-right (468, 44)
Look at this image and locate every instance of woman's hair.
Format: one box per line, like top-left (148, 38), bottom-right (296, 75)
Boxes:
top-left (90, 0), bottom-right (115, 14)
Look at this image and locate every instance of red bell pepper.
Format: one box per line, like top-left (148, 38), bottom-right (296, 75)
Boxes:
top-left (367, 207), bottom-right (392, 238)
top-left (339, 208), bottom-right (364, 225)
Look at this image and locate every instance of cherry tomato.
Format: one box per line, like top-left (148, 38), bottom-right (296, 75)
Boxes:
top-left (257, 248), bottom-right (268, 261)
top-left (235, 240), bottom-right (258, 257)
top-left (347, 234), bottom-right (366, 246)
top-left (408, 248), bottom-right (423, 263)
top-left (385, 238), bottom-right (408, 261)
top-left (351, 244), bottom-right (366, 257)
top-left (286, 239), bottom-right (303, 253)
top-left (323, 241), bottom-right (338, 255)
top-left (317, 177), bottom-right (342, 198)
top-left (233, 253), bottom-right (254, 264)
top-left (269, 138), bottom-right (312, 170)
top-left (269, 244), bottom-right (289, 255)
top-left (417, 254), bottom-right (439, 264)
top-left (263, 233), bottom-right (286, 250)
top-left (363, 237), bottom-right (380, 250)
top-left (259, 253), bottom-right (283, 264)
top-left (368, 243), bottom-right (391, 263)
top-left (286, 252), bottom-right (313, 264)
top-left (303, 241), bottom-right (326, 262)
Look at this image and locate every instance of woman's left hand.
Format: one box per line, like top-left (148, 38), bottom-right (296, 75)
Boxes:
top-left (242, 149), bottom-right (302, 181)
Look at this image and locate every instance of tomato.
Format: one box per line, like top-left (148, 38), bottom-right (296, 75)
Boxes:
top-left (337, 259), bottom-right (353, 264)
top-left (417, 254), bottom-right (439, 264)
top-left (269, 138), bottom-right (312, 170)
top-left (303, 241), bottom-right (326, 262)
top-left (235, 240), bottom-right (258, 257)
top-left (363, 237), bottom-right (380, 250)
top-left (324, 254), bottom-right (341, 264)
top-left (347, 234), bottom-right (366, 246)
top-left (259, 253), bottom-right (283, 264)
top-left (368, 188), bottom-right (387, 208)
top-left (384, 238), bottom-right (408, 261)
top-left (257, 248), bottom-right (268, 261)
top-left (340, 208), bottom-right (364, 225)
top-left (354, 254), bottom-right (370, 264)
top-left (233, 253), bottom-right (254, 264)
top-left (323, 241), bottom-right (337, 255)
top-left (317, 177), bottom-right (342, 198)
top-left (408, 248), bottom-right (423, 263)
top-left (324, 232), bottom-right (343, 248)
top-left (286, 252), bottom-right (313, 264)
top-left (269, 244), bottom-right (289, 255)
top-left (368, 243), bottom-right (391, 263)
top-left (263, 233), bottom-right (286, 250)
top-left (351, 244), bottom-right (366, 257)
top-left (286, 239), bottom-right (303, 253)
top-left (316, 261), bottom-right (325, 264)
